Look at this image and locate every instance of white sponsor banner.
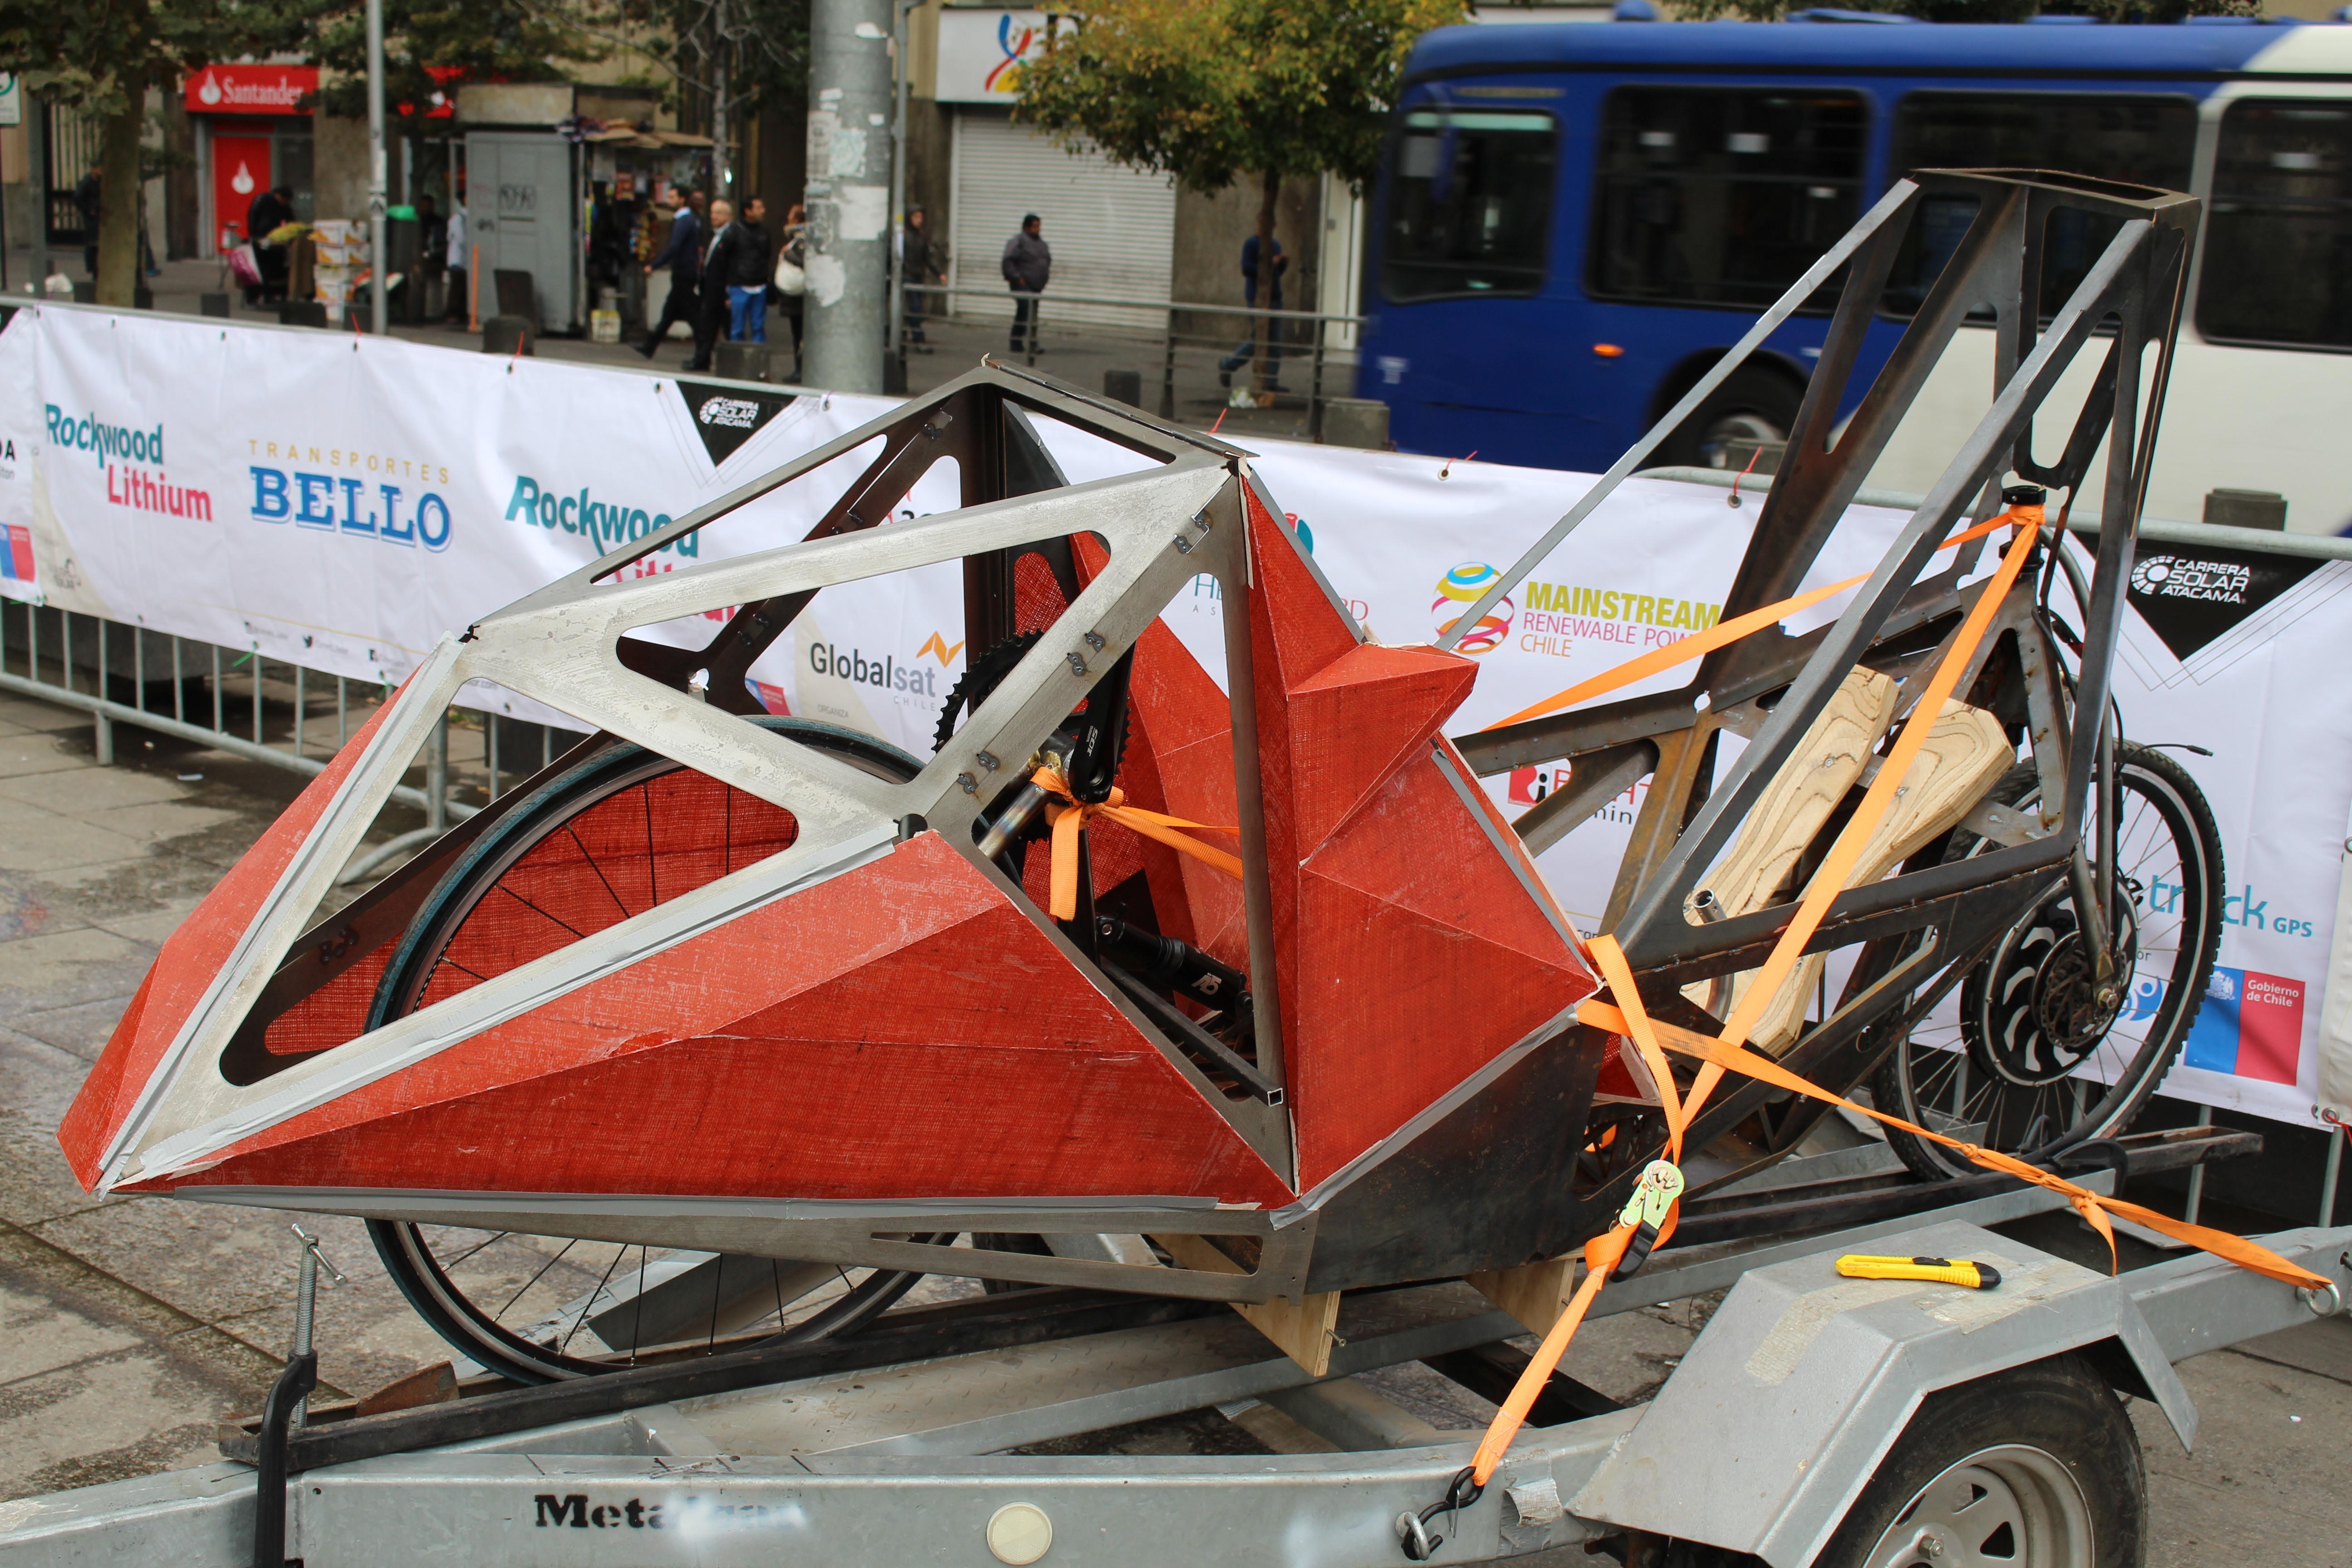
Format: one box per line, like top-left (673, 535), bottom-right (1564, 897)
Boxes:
top-left (932, 10), bottom-right (1072, 103)
top-left (0, 304), bottom-right (2345, 1132)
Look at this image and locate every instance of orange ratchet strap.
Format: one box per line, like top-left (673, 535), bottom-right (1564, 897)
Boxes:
top-left (1462, 503), bottom-right (2330, 1492)
top-left (1034, 768), bottom-right (1241, 921)
top-left (1578, 997), bottom-right (2332, 1294)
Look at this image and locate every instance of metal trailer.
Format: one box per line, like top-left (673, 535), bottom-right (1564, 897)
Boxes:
top-left (0, 1139), bottom-right (2343, 1568)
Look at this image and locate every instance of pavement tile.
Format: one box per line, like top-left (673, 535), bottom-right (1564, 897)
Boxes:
top-left (0, 698), bottom-right (92, 735)
top-left (11, 995), bottom-right (141, 1064)
top-left (0, 872), bottom-right (83, 943)
top-left (0, 768), bottom-right (194, 813)
top-left (83, 909), bottom-right (191, 948)
top-left (81, 801), bottom-right (245, 846)
top-left (0, 1218), bottom-right (287, 1502)
top-left (29, 1200), bottom-right (327, 1326)
top-left (0, 741), bottom-right (89, 779)
top-left (0, 928), bottom-right (157, 1014)
top-left (2138, 1348), bottom-right (2352, 1568)
top-left (0, 815), bottom-right (147, 874)
top-left (0, 1353), bottom-right (256, 1503)
top-left (0, 1277), bottom-right (142, 1382)
top-left (39, 857), bottom-right (241, 924)
top-left (0, 1030), bottom-right (112, 1227)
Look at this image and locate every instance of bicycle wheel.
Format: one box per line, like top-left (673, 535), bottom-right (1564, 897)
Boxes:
top-left (367, 717), bottom-right (939, 1382)
top-left (1874, 744), bottom-right (2223, 1181)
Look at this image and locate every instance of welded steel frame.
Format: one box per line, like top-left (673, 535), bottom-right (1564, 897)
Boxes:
top-left (90, 364), bottom-right (1393, 1304)
top-left (1452, 170), bottom-right (2199, 1195)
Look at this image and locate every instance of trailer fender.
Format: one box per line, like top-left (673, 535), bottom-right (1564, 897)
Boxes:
top-left (1567, 1219), bottom-right (2192, 1568)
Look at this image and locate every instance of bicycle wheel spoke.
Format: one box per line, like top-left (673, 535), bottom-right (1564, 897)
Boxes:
top-left (497, 1238), bottom-right (578, 1321)
top-left (560, 1245), bottom-right (628, 1354)
top-left (440, 1230), bottom-right (511, 1270)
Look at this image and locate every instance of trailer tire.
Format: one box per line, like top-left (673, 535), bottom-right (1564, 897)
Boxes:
top-left (1810, 1354), bottom-right (2141, 1568)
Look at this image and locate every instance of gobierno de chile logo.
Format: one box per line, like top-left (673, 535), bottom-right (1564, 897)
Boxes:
top-left (1431, 562), bottom-right (1514, 655)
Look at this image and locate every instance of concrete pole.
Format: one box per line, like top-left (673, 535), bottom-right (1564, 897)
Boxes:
top-left (887, 0), bottom-right (913, 374)
top-left (709, 0), bottom-right (730, 199)
top-left (366, 0), bottom-right (387, 335)
top-left (804, 0), bottom-right (893, 394)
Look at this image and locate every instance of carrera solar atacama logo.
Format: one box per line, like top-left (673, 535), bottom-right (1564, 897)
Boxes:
top-left (697, 396), bottom-right (763, 431)
top-left (2130, 554), bottom-right (2249, 605)
top-left (673, 380), bottom-right (797, 465)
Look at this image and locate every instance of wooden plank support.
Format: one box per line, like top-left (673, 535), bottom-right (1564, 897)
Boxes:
top-left (1467, 1255), bottom-right (1578, 1337)
top-left (1152, 1233), bottom-right (1343, 1377)
top-left (1698, 673), bottom-right (2014, 1052)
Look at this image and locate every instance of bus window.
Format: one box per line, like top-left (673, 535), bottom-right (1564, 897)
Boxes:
top-left (2198, 100), bottom-right (2352, 351)
top-left (1884, 93), bottom-right (2194, 316)
top-left (1381, 111), bottom-right (1558, 303)
top-left (1588, 88), bottom-right (1866, 311)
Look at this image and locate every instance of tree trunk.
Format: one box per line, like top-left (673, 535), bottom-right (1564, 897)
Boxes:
top-left (96, 67), bottom-right (145, 308)
top-left (1251, 167), bottom-right (1279, 392)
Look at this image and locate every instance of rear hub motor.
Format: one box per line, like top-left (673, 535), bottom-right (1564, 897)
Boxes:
top-left (1968, 903), bottom-right (2139, 1088)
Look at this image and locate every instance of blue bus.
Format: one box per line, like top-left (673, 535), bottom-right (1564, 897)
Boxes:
top-left (1355, 20), bottom-right (2352, 532)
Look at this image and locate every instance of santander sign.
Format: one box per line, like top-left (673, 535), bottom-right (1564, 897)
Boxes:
top-left (184, 65), bottom-right (317, 116)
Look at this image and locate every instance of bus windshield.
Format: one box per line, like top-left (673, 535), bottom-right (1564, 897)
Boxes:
top-left (1380, 109), bottom-right (1558, 303)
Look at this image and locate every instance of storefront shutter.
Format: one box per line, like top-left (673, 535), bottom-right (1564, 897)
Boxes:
top-left (948, 111), bottom-right (1174, 333)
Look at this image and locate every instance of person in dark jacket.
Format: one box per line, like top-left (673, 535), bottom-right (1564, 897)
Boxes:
top-left (1000, 213), bottom-right (1050, 354)
top-left (638, 189), bottom-right (704, 360)
top-left (902, 204), bottom-right (938, 351)
top-left (75, 164), bottom-right (102, 277)
top-left (1218, 231), bottom-right (1287, 391)
top-left (727, 196), bottom-right (772, 343)
top-left (244, 184), bottom-right (295, 304)
top-left (688, 197), bottom-right (739, 372)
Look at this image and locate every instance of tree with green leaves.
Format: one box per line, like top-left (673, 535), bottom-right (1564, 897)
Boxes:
top-left (305, 0), bottom-right (606, 125)
top-left (609, 0), bottom-right (811, 183)
top-left (0, 0), bottom-right (315, 304)
top-left (1016, 0), bottom-right (1465, 378)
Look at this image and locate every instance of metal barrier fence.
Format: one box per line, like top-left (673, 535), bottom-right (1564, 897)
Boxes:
top-left (0, 603), bottom-right (598, 882)
top-left (905, 283), bottom-right (1362, 432)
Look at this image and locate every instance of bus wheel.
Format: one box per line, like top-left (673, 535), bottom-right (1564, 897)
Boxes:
top-left (1656, 366), bottom-right (1801, 470)
top-left (1811, 1355), bottom-right (2141, 1568)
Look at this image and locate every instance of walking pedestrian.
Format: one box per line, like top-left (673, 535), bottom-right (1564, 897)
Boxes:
top-left (1000, 213), bottom-right (1050, 356)
top-left (902, 204), bottom-right (940, 352)
top-left (1218, 230), bottom-right (1288, 392)
top-left (727, 196), bottom-right (772, 343)
top-left (637, 188), bottom-right (702, 359)
top-left (688, 197), bottom-right (739, 372)
top-left (245, 183), bottom-right (295, 305)
top-left (774, 202), bottom-right (808, 381)
top-left (444, 176), bottom-right (469, 322)
top-left (75, 163), bottom-right (101, 278)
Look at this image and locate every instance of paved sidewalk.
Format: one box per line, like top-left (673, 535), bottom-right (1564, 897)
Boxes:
top-left (0, 681), bottom-right (2342, 1568)
top-left (0, 695), bottom-right (456, 1501)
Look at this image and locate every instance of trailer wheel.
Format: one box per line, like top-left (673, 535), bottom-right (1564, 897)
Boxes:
top-left (1811, 1355), bottom-right (2141, 1568)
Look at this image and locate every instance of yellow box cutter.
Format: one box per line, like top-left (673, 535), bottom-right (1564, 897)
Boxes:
top-left (1836, 1254), bottom-right (2002, 1289)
